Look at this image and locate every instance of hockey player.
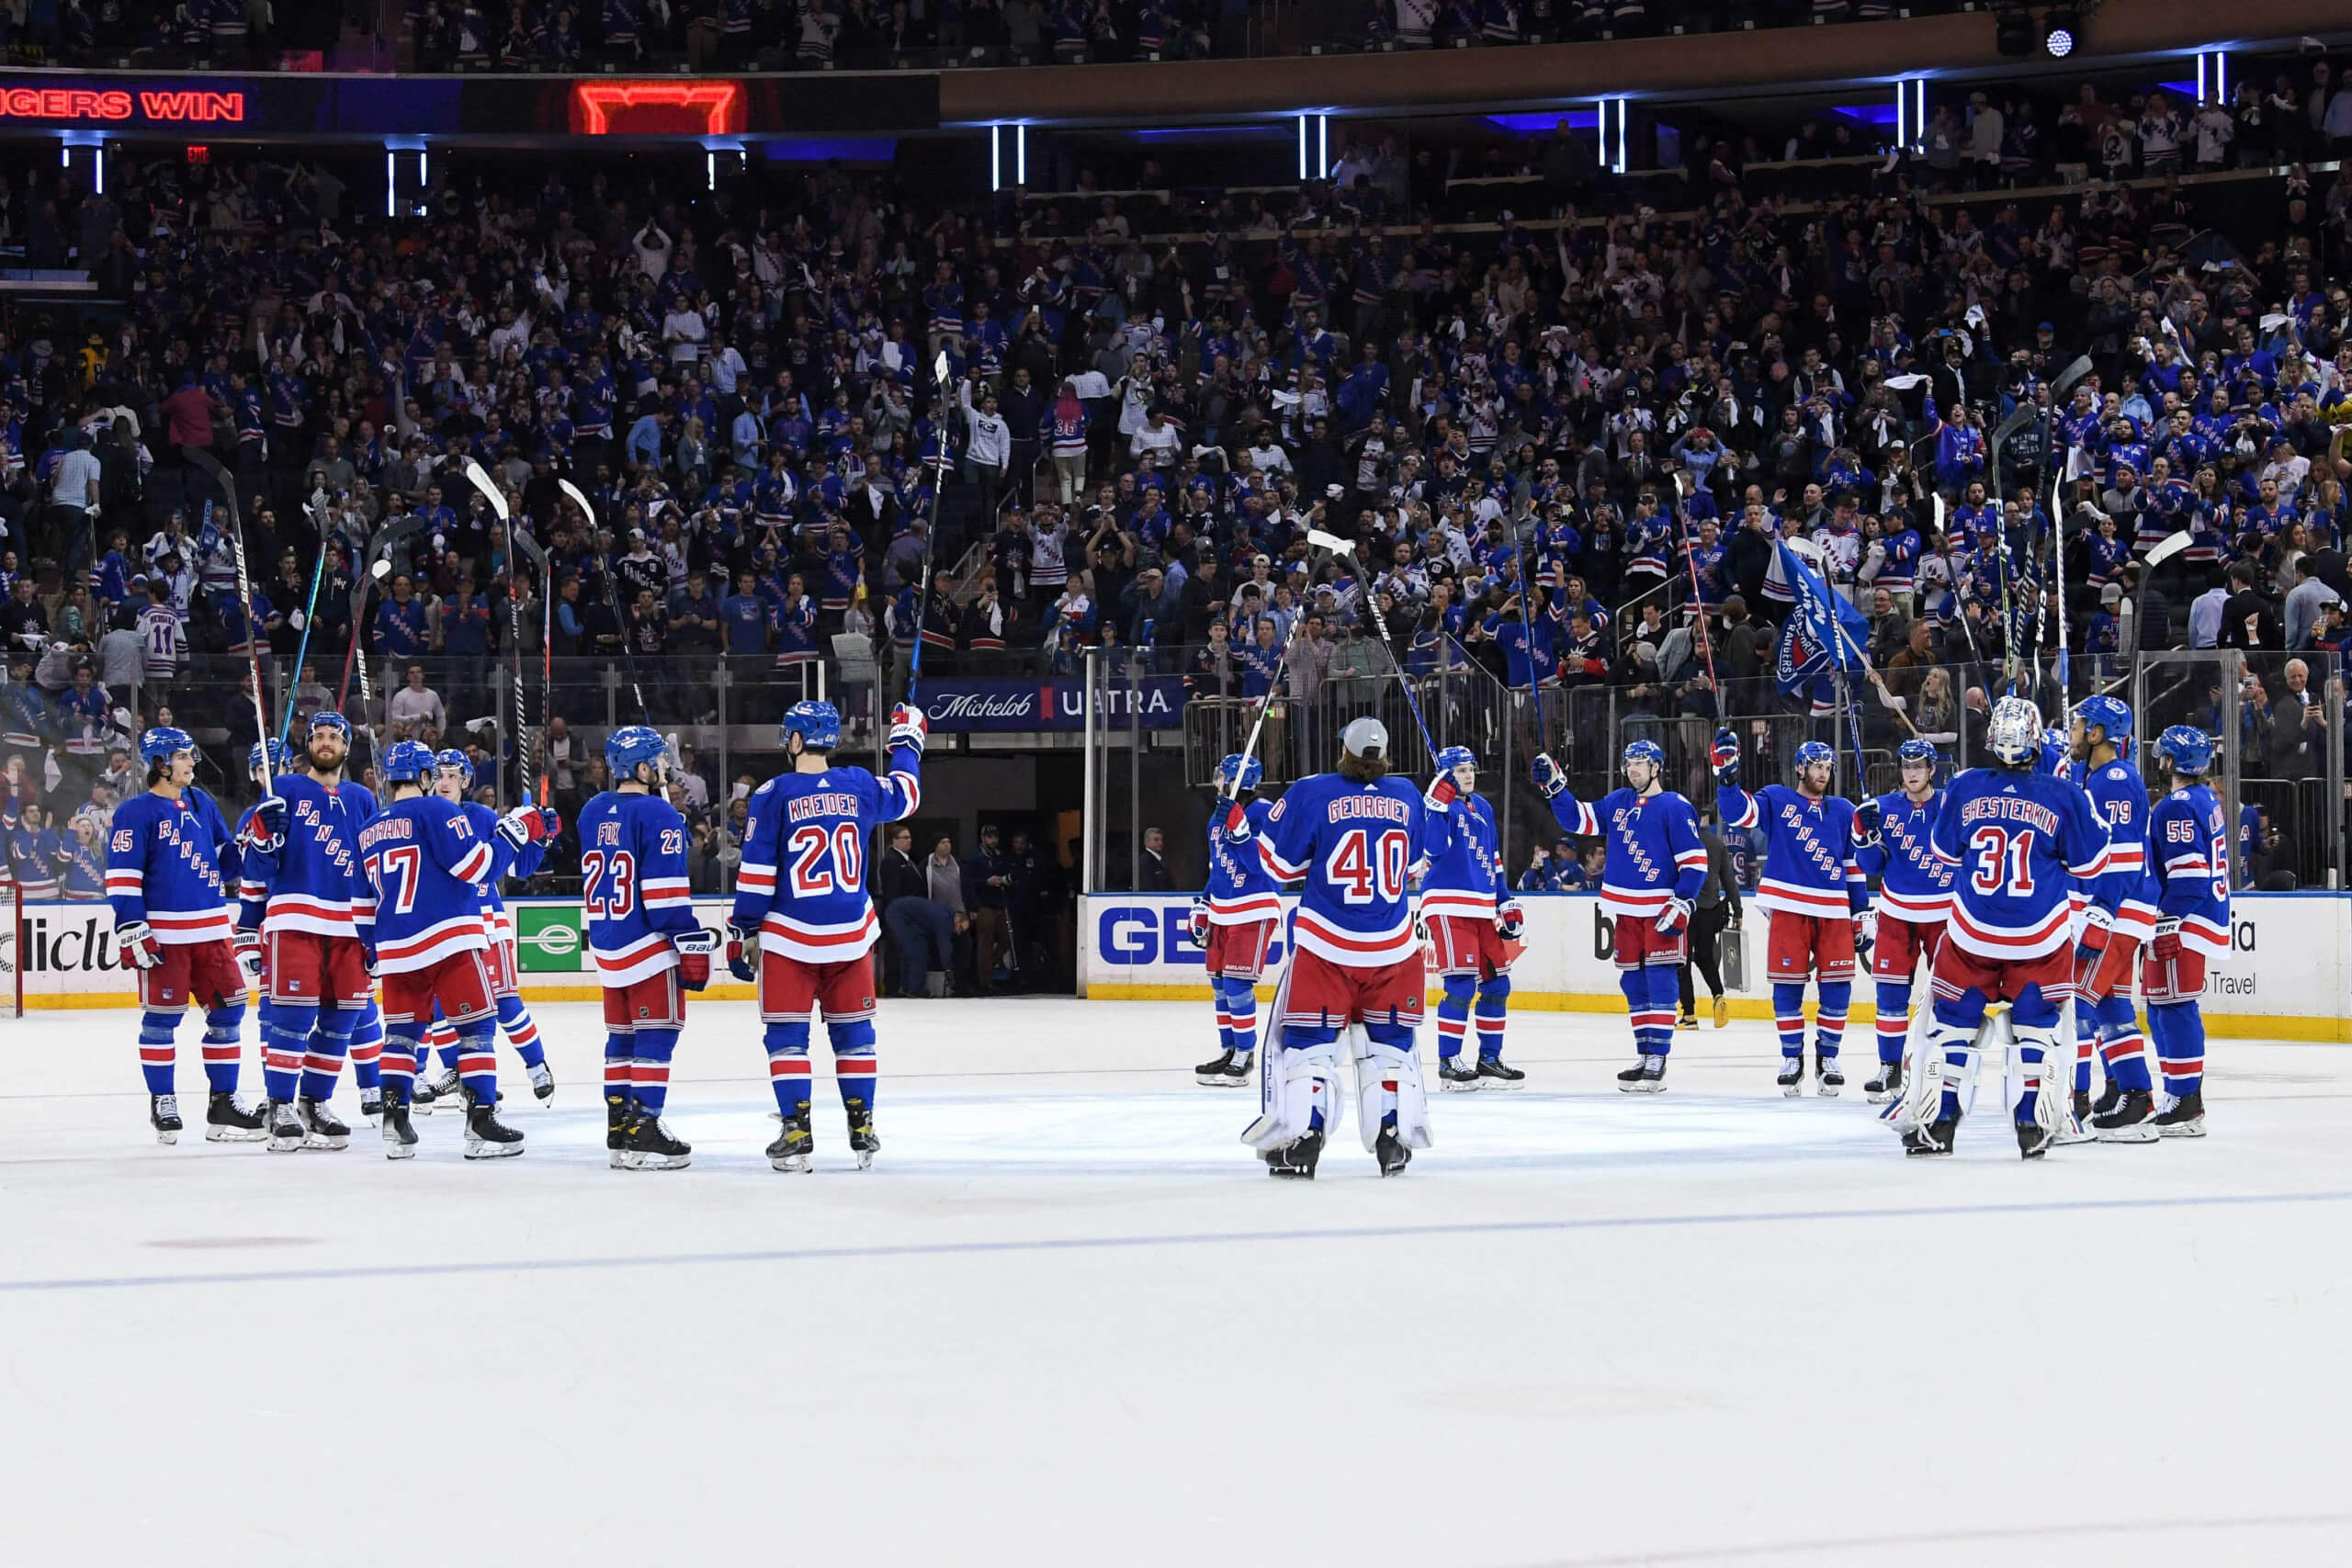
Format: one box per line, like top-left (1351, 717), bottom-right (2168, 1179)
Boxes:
top-left (414, 748), bottom-right (555, 1105)
top-left (1241, 716), bottom-right (1428, 1178)
top-left (1905, 694), bottom-right (2113, 1158)
top-left (356, 740), bottom-right (549, 1160)
top-left (233, 720), bottom-right (379, 1153)
top-left (108, 726), bottom-right (266, 1145)
top-left (2142, 725), bottom-right (2230, 1136)
top-left (2067, 696), bottom-right (2163, 1141)
top-left (1419, 744), bottom-right (1526, 1090)
top-left (1854, 738), bottom-right (1954, 1104)
top-left (1192, 752), bottom-right (1282, 1089)
top-left (580, 726), bottom-right (715, 1171)
top-left (1709, 734), bottom-right (1871, 1096)
top-left (728, 700), bottom-right (923, 1172)
top-left (1531, 738), bottom-right (1707, 1092)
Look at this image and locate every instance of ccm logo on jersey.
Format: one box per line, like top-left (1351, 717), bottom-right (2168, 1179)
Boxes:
top-left (1096, 905), bottom-right (1292, 967)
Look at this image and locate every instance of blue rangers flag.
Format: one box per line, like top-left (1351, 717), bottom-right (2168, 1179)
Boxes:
top-left (1771, 540), bottom-right (1874, 713)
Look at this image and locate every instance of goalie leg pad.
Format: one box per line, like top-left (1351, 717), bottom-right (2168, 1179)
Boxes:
top-left (1352, 1022), bottom-right (1430, 1153)
top-left (1242, 1036), bottom-right (1338, 1152)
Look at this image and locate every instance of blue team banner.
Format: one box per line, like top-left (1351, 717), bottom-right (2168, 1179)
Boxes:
top-left (1771, 541), bottom-right (1873, 694)
top-left (918, 676), bottom-right (1188, 732)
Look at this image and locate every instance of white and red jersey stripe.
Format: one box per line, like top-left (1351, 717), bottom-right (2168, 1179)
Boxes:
top-left (1873, 885), bottom-right (1951, 920)
top-left (1942, 896), bottom-right (2073, 962)
top-left (253, 889), bottom-right (359, 938)
top-left (1419, 886), bottom-right (1498, 921)
top-left (1206, 888), bottom-right (1285, 925)
top-left (1753, 875), bottom-right (1854, 918)
top-left (1290, 906), bottom-right (1418, 967)
top-left (758, 906), bottom-right (881, 964)
top-left (595, 929), bottom-right (681, 986)
top-left (372, 912), bottom-right (490, 975)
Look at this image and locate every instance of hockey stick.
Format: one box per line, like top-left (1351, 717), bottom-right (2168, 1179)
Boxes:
top-left (182, 446), bottom-right (272, 784)
top-left (276, 488), bottom-right (333, 750)
top-left (1308, 526), bottom-right (1439, 768)
top-left (1669, 469), bottom-right (1720, 692)
top-left (1214, 533), bottom-right (1348, 807)
top-left (560, 476), bottom-right (650, 724)
top-left (509, 526), bottom-right (554, 808)
top-left (458, 457), bottom-right (532, 798)
top-left (906, 350), bottom-right (956, 706)
top-left (1506, 509), bottom-right (1554, 757)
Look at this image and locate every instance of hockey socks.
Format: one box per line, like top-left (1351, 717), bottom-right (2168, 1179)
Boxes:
top-left (302, 1008), bottom-right (358, 1103)
top-left (454, 1021), bottom-right (498, 1106)
top-left (765, 1024), bottom-right (813, 1117)
top-left (262, 1001), bottom-right (317, 1104)
top-left (1475, 975), bottom-right (1509, 1062)
top-left (831, 1016), bottom-right (877, 1115)
top-left (1215, 976), bottom-right (1259, 1059)
top-left (629, 1028), bottom-right (678, 1114)
top-left (201, 1006), bottom-right (244, 1094)
top-left (1814, 981), bottom-right (1849, 1061)
top-left (1772, 981), bottom-right (1808, 1060)
top-left (496, 995), bottom-right (547, 1069)
top-left (1436, 974), bottom-right (1475, 1062)
top-left (1622, 967), bottom-right (1675, 1055)
top-left (2086, 996), bottom-right (2154, 1094)
top-left (2148, 1002), bottom-right (2206, 1098)
top-left (138, 1011), bottom-right (179, 1096)
top-left (605, 1030), bottom-right (638, 1112)
top-left (1873, 979), bottom-right (1911, 1065)
top-left (348, 1002), bottom-right (383, 1093)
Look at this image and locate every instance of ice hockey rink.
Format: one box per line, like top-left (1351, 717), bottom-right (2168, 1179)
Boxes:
top-left (4, 998), bottom-right (2347, 1567)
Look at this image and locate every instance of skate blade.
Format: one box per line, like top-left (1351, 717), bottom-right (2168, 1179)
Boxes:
top-left (266, 1136), bottom-right (306, 1154)
top-left (207, 1125), bottom-right (269, 1144)
top-left (463, 1138), bottom-right (526, 1160)
top-left (631, 1153), bottom-right (691, 1170)
top-left (1866, 1088), bottom-right (1899, 1105)
top-left (153, 1129), bottom-right (179, 1145)
top-left (854, 1149), bottom-right (876, 1170)
top-left (382, 1140), bottom-right (417, 1160)
top-left (2094, 1122), bottom-right (2161, 1144)
top-left (1904, 1145), bottom-right (1953, 1158)
top-left (1816, 1082), bottom-right (1842, 1098)
top-left (1781, 1083), bottom-right (1804, 1099)
top-left (1619, 1079), bottom-right (1666, 1093)
top-left (770, 1154), bottom-right (813, 1173)
top-left (302, 1133), bottom-right (350, 1152)
top-left (2156, 1120), bottom-right (2207, 1138)
top-left (1195, 1073), bottom-right (1251, 1088)
top-left (608, 1148), bottom-right (636, 1169)
top-left (1268, 1167), bottom-right (1315, 1179)
top-left (1440, 1077), bottom-right (1483, 1093)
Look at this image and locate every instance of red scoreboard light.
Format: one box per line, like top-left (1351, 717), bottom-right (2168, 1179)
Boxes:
top-left (569, 81), bottom-right (744, 137)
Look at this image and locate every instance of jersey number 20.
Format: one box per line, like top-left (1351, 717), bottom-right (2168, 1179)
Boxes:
top-left (789, 824), bottom-right (865, 896)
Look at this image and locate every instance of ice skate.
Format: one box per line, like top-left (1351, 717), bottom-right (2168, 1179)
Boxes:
top-left (767, 1110), bottom-right (814, 1173)
top-left (527, 1062), bottom-right (556, 1102)
top-left (625, 1111), bottom-right (691, 1171)
top-left (1616, 1055), bottom-right (1666, 1092)
top-left (1903, 1117), bottom-right (1957, 1157)
top-left (1777, 1055), bottom-right (1804, 1097)
top-left (1437, 1059), bottom-right (1482, 1091)
top-left (205, 1091), bottom-right (267, 1143)
top-left (461, 1091), bottom-right (525, 1159)
top-left (606, 1096), bottom-right (634, 1168)
top-left (2089, 1079), bottom-right (2123, 1120)
top-left (2091, 1089), bottom-right (2159, 1143)
top-left (298, 1098), bottom-right (350, 1151)
top-left (1815, 1054), bottom-right (1843, 1097)
top-left (2154, 1091), bottom-right (2206, 1137)
top-left (1864, 1059), bottom-right (1905, 1104)
top-left (846, 1097), bottom-right (879, 1169)
top-left (426, 1066), bottom-right (461, 1106)
top-left (379, 1090), bottom-right (418, 1159)
top-left (2017, 1117), bottom-right (2054, 1159)
top-left (264, 1099), bottom-right (308, 1154)
top-left (1265, 1127), bottom-right (1322, 1179)
top-left (1475, 1057), bottom-right (1525, 1089)
top-left (1373, 1125), bottom-right (1411, 1177)
top-left (358, 1087), bottom-right (383, 1122)
top-left (1194, 1050), bottom-right (1251, 1088)
top-left (149, 1093), bottom-right (183, 1145)
top-left (410, 1075), bottom-right (440, 1115)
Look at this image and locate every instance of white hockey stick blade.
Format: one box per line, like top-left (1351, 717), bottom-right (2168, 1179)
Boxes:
top-left (933, 349), bottom-right (952, 386)
top-left (1305, 527), bottom-right (1355, 558)
top-left (556, 478), bottom-right (597, 524)
top-left (458, 457), bottom-right (511, 525)
top-left (2144, 529), bottom-right (2192, 569)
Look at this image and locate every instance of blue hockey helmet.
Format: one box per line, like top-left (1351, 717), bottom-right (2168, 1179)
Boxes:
top-left (1216, 752), bottom-right (1264, 793)
top-left (1793, 739), bottom-right (1836, 771)
top-left (140, 726), bottom-right (196, 765)
top-left (248, 737), bottom-right (290, 776)
top-left (2152, 725), bottom-right (2213, 777)
top-left (782, 700), bottom-right (842, 753)
top-left (381, 739), bottom-right (438, 784)
top-left (306, 710), bottom-right (352, 743)
top-left (1622, 739), bottom-right (1665, 770)
top-left (2074, 694), bottom-right (2132, 748)
top-left (1987, 694), bottom-right (2044, 767)
top-left (434, 747), bottom-right (475, 784)
top-left (605, 725), bottom-right (671, 783)
top-left (1896, 737), bottom-right (1940, 770)
top-left (1434, 744), bottom-right (1477, 778)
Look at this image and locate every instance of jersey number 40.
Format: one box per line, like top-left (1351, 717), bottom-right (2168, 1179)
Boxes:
top-left (1326, 828), bottom-right (1409, 905)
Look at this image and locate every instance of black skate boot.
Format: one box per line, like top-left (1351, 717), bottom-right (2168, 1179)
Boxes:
top-left (264, 1099), bottom-right (308, 1154)
top-left (298, 1097), bottom-right (350, 1151)
top-left (150, 1093), bottom-right (183, 1145)
top-left (2017, 1117), bottom-right (2054, 1159)
top-left (1475, 1056), bottom-right (1526, 1089)
top-left (2072, 1088), bottom-right (2094, 1128)
top-left (1437, 1058), bottom-right (1482, 1091)
top-left (461, 1089), bottom-right (525, 1160)
top-left (428, 1066), bottom-right (461, 1105)
top-left (1777, 1055), bottom-right (1805, 1097)
top-left (409, 1073), bottom-right (439, 1116)
top-left (845, 1096), bottom-right (880, 1170)
top-left (2089, 1078), bottom-right (2124, 1120)
top-left (1194, 1050), bottom-right (1251, 1088)
top-left (2091, 1088), bottom-right (2159, 1143)
top-left (1903, 1117), bottom-right (1958, 1157)
top-left (358, 1086), bottom-right (383, 1122)
top-left (606, 1092), bottom-right (635, 1169)
top-left (1266, 1127), bottom-right (1323, 1179)
top-left (767, 1109), bottom-right (815, 1173)
top-left (1616, 1055), bottom-right (1666, 1092)
top-left (1865, 1059), bottom-right (1905, 1105)
top-left (625, 1110), bottom-right (691, 1171)
top-left (205, 1091), bottom-right (267, 1144)
top-left (1374, 1124), bottom-right (1412, 1176)
top-left (379, 1086), bottom-right (418, 1160)
top-left (1815, 1054), bottom-right (1844, 1098)
top-left (2153, 1090), bottom-right (2206, 1137)
top-left (526, 1062), bottom-right (556, 1102)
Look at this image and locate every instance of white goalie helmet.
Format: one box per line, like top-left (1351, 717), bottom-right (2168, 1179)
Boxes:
top-left (1340, 716), bottom-right (1390, 762)
top-left (1987, 694), bottom-right (2044, 766)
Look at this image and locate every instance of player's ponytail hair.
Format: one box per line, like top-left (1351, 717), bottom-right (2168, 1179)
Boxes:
top-left (146, 758), bottom-right (172, 786)
top-left (1337, 748), bottom-right (1389, 783)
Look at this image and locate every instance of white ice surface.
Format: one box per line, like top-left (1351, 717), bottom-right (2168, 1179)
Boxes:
top-left (3, 998), bottom-right (2348, 1567)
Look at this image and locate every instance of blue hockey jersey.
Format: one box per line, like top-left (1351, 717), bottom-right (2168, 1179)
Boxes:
top-left (458, 798), bottom-right (545, 949)
top-left (1546, 785), bottom-right (1706, 921)
top-left (107, 786), bottom-right (242, 945)
top-left (1419, 790), bottom-right (1505, 921)
top-left (1929, 768), bottom-right (2111, 961)
top-left (355, 795), bottom-right (518, 974)
top-left (578, 789), bottom-right (701, 984)
top-left (1258, 771), bottom-right (1426, 967)
top-left (1717, 783), bottom-right (1870, 919)
top-left (731, 742), bottom-right (922, 963)
top-left (237, 775), bottom-right (377, 938)
top-left (2149, 783), bottom-right (2231, 958)
top-left (1856, 787), bottom-right (1953, 921)
top-left (2077, 759), bottom-right (2155, 941)
top-left (1204, 798), bottom-right (1282, 925)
